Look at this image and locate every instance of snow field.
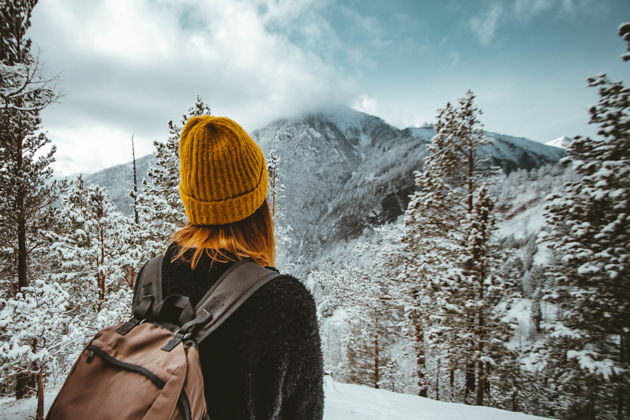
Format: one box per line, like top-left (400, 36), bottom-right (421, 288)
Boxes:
top-left (0, 378), bottom-right (552, 420)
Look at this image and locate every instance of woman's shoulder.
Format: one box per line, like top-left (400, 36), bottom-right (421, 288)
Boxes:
top-left (249, 271), bottom-right (317, 314)
top-left (227, 270), bottom-right (318, 335)
top-left (204, 270), bottom-right (319, 356)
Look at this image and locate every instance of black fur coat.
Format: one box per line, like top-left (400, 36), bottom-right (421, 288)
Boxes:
top-left (133, 243), bottom-right (324, 420)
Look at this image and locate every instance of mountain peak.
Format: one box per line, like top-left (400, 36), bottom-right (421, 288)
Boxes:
top-left (545, 136), bottom-right (572, 149)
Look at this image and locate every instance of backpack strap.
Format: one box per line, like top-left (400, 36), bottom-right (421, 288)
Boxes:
top-left (182, 258), bottom-right (281, 344)
top-left (117, 255), bottom-right (165, 336)
top-left (132, 254), bottom-right (164, 320)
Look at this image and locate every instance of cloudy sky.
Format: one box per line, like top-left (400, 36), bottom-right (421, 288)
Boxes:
top-left (29, 0), bottom-right (630, 175)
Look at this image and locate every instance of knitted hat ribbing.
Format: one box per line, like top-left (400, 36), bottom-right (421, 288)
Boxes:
top-left (178, 115), bottom-right (268, 225)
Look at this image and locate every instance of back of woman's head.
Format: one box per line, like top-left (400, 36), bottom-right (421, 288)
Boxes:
top-left (172, 115), bottom-right (275, 269)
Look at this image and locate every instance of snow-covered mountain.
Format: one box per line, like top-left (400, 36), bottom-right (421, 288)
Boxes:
top-left (84, 107), bottom-right (565, 267)
top-left (251, 107), bottom-right (564, 265)
top-left (545, 135), bottom-right (572, 149)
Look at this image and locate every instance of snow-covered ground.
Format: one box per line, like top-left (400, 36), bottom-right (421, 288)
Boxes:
top-left (1, 377), bottom-right (551, 420)
top-left (323, 378), bottom-right (551, 420)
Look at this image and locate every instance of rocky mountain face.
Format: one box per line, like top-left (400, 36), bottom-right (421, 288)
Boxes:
top-left (84, 107), bottom-right (565, 263)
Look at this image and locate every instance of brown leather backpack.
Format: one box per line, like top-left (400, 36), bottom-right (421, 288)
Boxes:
top-left (47, 255), bottom-right (281, 420)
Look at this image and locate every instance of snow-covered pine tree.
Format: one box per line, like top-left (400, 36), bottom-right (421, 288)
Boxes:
top-left (130, 135), bottom-right (139, 225)
top-left (403, 94), bottom-right (478, 400)
top-left (402, 101), bottom-right (462, 398)
top-left (309, 265), bottom-right (352, 381)
top-left (121, 134), bottom-right (145, 290)
top-left (311, 228), bottom-right (403, 390)
top-left (365, 223), bottom-right (417, 393)
top-left (325, 259), bottom-right (391, 389)
top-left (267, 150), bottom-right (281, 219)
top-left (403, 90), bottom-right (516, 405)
top-left (135, 96), bottom-right (211, 259)
top-left (49, 177), bottom-right (131, 314)
top-left (0, 279), bottom-right (71, 419)
top-left (266, 149), bottom-right (293, 269)
top-left (0, 0), bottom-right (62, 295)
top-left (540, 23), bottom-right (630, 419)
top-left (0, 0), bottom-right (64, 399)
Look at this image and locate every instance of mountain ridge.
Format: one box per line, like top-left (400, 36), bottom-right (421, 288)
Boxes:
top-left (81, 107), bottom-right (565, 262)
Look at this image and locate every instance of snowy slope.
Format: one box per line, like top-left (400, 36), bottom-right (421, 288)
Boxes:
top-left (545, 136), bottom-right (572, 149)
top-left (324, 378), bottom-right (551, 420)
top-left (0, 379), bottom-right (552, 420)
top-left (79, 153), bottom-right (155, 214)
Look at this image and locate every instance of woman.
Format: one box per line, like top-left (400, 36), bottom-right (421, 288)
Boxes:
top-left (138, 115), bottom-right (324, 419)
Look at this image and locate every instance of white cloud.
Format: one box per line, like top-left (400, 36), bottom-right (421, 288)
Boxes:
top-left (30, 0), bottom-right (356, 175)
top-left (471, 0), bottom-right (595, 45)
top-left (351, 94), bottom-right (377, 115)
top-left (449, 52), bottom-right (460, 66)
top-left (513, 0), bottom-right (555, 18)
top-left (469, 3), bottom-right (503, 46)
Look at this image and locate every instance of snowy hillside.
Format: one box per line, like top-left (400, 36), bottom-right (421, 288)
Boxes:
top-left (0, 378), bottom-right (551, 420)
top-left (324, 379), bottom-right (551, 420)
top-left (545, 136), bottom-right (572, 149)
top-left (81, 153), bottom-right (155, 214)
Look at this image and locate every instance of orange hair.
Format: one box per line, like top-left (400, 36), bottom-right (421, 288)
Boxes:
top-left (170, 198), bottom-right (276, 270)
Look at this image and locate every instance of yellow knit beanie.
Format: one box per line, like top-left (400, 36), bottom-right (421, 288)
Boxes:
top-left (178, 115), bottom-right (268, 225)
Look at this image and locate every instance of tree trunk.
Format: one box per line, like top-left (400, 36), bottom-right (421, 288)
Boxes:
top-left (464, 360), bottom-right (475, 404)
top-left (131, 135), bottom-right (139, 224)
top-left (411, 288), bottom-right (427, 397)
top-left (467, 149), bottom-right (474, 213)
top-left (511, 390), bottom-right (518, 412)
top-left (36, 371), bottom-right (45, 420)
top-left (475, 262), bottom-right (486, 406)
top-left (373, 322), bottom-right (379, 389)
top-left (97, 229), bottom-right (106, 312)
top-left (127, 267), bottom-right (136, 289)
top-left (436, 358), bottom-right (440, 401)
top-left (97, 273), bottom-right (105, 312)
top-left (619, 332), bottom-right (630, 419)
top-left (17, 213), bottom-right (28, 290)
top-left (15, 141), bottom-right (34, 399)
top-left (475, 361), bottom-right (485, 405)
top-left (414, 319), bottom-right (427, 396)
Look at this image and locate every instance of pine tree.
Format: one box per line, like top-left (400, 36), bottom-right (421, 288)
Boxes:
top-left (130, 134), bottom-right (139, 225)
top-left (323, 259), bottom-right (391, 389)
top-left (0, 0), bottom-right (64, 399)
top-left (266, 149), bottom-right (293, 269)
top-left (135, 96), bottom-right (210, 259)
top-left (540, 23), bottom-right (630, 419)
top-left (403, 90), bottom-right (516, 405)
top-left (49, 177), bottom-right (130, 314)
top-left (0, 279), bottom-right (71, 419)
top-left (122, 134), bottom-right (144, 290)
top-left (311, 227), bottom-right (404, 390)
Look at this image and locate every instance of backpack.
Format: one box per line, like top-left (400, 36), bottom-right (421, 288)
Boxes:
top-left (47, 254), bottom-right (281, 420)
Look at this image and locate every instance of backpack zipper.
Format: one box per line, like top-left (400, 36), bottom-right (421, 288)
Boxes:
top-left (86, 345), bottom-right (166, 389)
